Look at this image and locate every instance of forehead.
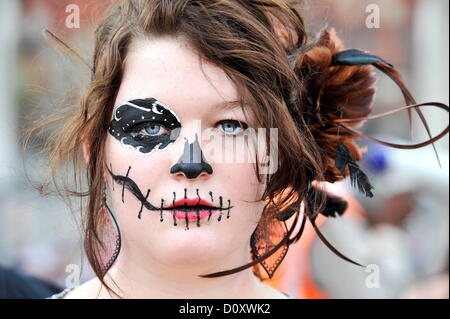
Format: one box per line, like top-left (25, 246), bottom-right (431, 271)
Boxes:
top-left (115, 36), bottom-right (240, 112)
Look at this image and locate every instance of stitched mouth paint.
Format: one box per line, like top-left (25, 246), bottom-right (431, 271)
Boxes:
top-left (107, 164), bottom-right (233, 228)
top-left (108, 98), bottom-right (181, 154)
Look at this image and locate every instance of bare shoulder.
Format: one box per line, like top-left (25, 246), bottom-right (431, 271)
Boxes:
top-left (63, 277), bottom-right (104, 299)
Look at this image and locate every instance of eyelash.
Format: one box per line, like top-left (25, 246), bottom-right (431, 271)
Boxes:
top-left (130, 119), bottom-right (248, 138)
top-left (217, 120), bottom-right (248, 136)
top-left (130, 122), bottom-right (170, 139)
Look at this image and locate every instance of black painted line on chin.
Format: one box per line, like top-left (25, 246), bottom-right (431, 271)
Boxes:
top-left (196, 210), bottom-right (201, 227)
top-left (172, 192), bottom-right (177, 226)
top-left (173, 211), bottom-right (177, 226)
top-left (196, 189), bottom-right (201, 227)
top-left (138, 189), bottom-right (151, 219)
top-left (208, 191), bottom-right (213, 223)
top-left (218, 196), bottom-right (223, 222)
top-left (208, 210), bottom-right (212, 222)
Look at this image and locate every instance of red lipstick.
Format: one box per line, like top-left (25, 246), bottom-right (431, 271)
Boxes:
top-left (165, 198), bottom-right (215, 209)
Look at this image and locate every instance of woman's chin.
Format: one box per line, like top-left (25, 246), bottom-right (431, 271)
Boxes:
top-left (149, 231), bottom-right (232, 266)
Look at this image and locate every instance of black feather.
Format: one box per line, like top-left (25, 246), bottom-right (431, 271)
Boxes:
top-left (322, 192), bottom-right (348, 217)
top-left (335, 142), bottom-right (353, 177)
top-left (303, 183), bottom-right (318, 220)
top-left (335, 142), bottom-right (375, 198)
top-left (348, 164), bottom-right (374, 198)
top-left (332, 49), bottom-right (394, 68)
top-left (305, 184), bottom-right (349, 218)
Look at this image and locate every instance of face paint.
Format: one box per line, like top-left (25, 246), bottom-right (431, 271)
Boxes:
top-left (108, 98), bottom-right (181, 154)
top-left (170, 134), bottom-right (213, 179)
top-left (107, 163), bottom-right (233, 229)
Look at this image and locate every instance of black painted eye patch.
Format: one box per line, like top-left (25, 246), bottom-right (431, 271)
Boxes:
top-left (108, 98), bottom-right (181, 154)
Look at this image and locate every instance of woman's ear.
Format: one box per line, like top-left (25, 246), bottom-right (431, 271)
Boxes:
top-left (83, 137), bottom-right (109, 182)
top-left (82, 138), bottom-right (90, 164)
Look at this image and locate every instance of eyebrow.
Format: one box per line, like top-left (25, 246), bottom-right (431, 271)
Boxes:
top-left (211, 100), bottom-right (244, 111)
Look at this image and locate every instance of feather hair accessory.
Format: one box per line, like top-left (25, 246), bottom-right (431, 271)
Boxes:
top-left (280, 27), bottom-right (449, 271)
top-left (335, 141), bottom-right (374, 198)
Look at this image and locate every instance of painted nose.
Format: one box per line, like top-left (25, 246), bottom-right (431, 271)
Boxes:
top-left (170, 134), bottom-right (213, 179)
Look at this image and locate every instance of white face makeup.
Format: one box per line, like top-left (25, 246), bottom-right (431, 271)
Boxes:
top-left (104, 36), bottom-right (266, 271)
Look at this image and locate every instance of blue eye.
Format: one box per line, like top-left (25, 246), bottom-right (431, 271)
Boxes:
top-left (145, 124), bottom-right (162, 135)
top-left (133, 122), bottom-right (171, 138)
top-left (218, 120), bottom-right (248, 135)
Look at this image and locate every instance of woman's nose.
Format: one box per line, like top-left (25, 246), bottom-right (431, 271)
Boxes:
top-left (170, 133), bottom-right (213, 179)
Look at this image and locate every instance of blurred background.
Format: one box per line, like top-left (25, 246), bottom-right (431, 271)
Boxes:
top-left (0, 0), bottom-right (448, 298)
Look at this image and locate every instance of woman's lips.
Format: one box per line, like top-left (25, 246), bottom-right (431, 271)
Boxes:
top-left (165, 198), bottom-right (218, 220)
top-left (173, 209), bottom-right (217, 220)
top-left (165, 198), bottom-right (215, 209)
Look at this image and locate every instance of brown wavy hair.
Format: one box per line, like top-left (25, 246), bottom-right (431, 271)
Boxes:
top-left (25, 0), bottom-right (448, 297)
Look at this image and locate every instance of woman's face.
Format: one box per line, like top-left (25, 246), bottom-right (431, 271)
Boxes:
top-left (104, 36), bottom-right (267, 273)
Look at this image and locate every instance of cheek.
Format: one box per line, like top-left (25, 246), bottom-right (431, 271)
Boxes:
top-left (212, 161), bottom-right (266, 228)
top-left (220, 162), bottom-right (265, 205)
top-left (104, 137), bottom-right (169, 248)
top-left (104, 135), bottom-right (167, 215)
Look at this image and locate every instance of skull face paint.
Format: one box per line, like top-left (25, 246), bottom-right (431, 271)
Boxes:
top-left (108, 98), bottom-right (181, 154)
